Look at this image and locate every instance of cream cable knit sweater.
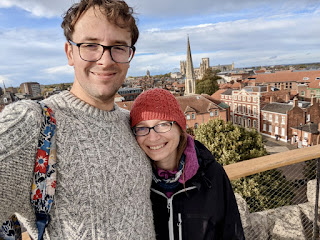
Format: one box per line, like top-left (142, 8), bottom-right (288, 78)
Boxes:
top-left (0, 91), bottom-right (155, 240)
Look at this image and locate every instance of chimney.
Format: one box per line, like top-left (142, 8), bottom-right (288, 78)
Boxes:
top-left (286, 93), bottom-right (290, 102)
top-left (280, 83), bottom-right (284, 91)
top-left (270, 95), bottom-right (274, 103)
top-left (311, 95), bottom-right (315, 106)
top-left (293, 97), bottom-right (298, 107)
top-left (267, 85), bottom-right (271, 92)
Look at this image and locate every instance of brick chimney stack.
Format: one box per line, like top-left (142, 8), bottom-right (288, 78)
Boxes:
top-left (311, 95), bottom-right (315, 106)
top-left (280, 83), bottom-right (284, 91)
top-left (267, 85), bottom-right (271, 92)
top-left (270, 95), bottom-right (274, 103)
top-left (293, 97), bottom-right (298, 107)
top-left (286, 93), bottom-right (290, 102)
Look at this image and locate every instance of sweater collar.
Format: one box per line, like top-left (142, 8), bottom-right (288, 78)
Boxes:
top-left (51, 91), bottom-right (124, 121)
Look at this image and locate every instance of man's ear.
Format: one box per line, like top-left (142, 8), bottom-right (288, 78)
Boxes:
top-left (65, 41), bottom-right (74, 66)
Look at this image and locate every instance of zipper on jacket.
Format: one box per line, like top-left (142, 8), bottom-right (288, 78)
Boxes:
top-left (151, 186), bottom-right (197, 240)
top-left (177, 213), bottom-right (182, 240)
top-left (168, 198), bottom-right (174, 240)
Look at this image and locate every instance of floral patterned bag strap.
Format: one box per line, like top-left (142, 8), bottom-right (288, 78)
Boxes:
top-left (30, 102), bottom-right (57, 240)
top-left (0, 103), bottom-right (56, 240)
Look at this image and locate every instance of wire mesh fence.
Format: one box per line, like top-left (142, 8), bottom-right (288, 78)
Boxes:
top-left (232, 158), bottom-right (320, 240)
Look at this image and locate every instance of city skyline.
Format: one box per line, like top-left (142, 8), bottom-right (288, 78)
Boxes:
top-left (0, 0), bottom-right (319, 87)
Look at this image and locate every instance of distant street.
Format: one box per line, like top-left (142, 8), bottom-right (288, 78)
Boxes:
top-left (263, 136), bottom-right (297, 154)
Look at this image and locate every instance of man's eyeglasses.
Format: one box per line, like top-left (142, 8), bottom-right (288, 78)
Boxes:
top-left (68, 40), bottom-right (135, 63)
top-left (133, 121), bottom-right (176, 136)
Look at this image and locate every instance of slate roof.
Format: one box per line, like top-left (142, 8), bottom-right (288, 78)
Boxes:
top-left (291, 123), bottom-right (320, 134)
top-left (261, 102), bottom-right (293, 114)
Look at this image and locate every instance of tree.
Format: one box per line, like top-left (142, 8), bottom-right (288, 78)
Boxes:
top-left (194, 119), bottom-right (294, 212)
top-left (195, 68), bottom-right (220, 95)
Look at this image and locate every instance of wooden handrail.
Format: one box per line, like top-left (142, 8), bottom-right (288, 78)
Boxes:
top-left (224, 144), bottom-right (320, 180)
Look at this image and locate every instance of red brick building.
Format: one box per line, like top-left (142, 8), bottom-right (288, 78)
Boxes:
top-left (117, 93), bottom-right (229, 129)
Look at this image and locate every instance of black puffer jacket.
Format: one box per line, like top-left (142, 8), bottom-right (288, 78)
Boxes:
top-left (150, 140), bottom-right (245, 240)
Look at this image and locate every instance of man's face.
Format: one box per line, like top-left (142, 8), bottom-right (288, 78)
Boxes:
top-left (65, 7), bottom-right (132, 110)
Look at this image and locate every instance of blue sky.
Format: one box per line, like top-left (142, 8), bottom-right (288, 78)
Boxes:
top-left (0, 0), bottom-right (319, 87)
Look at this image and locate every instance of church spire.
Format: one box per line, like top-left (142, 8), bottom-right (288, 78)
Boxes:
top-left (184, 35), bottom-right (196, 95)
top-left (2, 80), bottom-right (6, 94)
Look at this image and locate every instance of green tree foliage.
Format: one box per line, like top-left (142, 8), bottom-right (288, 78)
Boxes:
top-left (194, 119), bottom-right (294, 212)
top-left (195, 68), bottom-right (220, 95)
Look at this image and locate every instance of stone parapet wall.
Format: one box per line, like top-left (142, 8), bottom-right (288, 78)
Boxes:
top-left (236, 179), bottom-right (320, 240)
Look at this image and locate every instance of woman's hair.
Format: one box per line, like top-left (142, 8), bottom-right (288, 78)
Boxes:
top-left (61, 0), bottom-right (139, 46)
top-left (175, 130), bottom-right (188, 168)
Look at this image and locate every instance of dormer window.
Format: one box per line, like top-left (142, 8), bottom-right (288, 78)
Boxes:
top-left (303, 77), bottom-right (309, 81)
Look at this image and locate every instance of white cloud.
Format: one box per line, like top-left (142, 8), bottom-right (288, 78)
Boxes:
top-left (0, 0), bottom-right (76, 17)
top-left (1, 0), bottom-right (319, 86)
top-left (44, 65), bottom-right (74, 75)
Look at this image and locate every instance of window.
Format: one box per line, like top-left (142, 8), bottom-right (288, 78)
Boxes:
top-left (239, 117), bottom-right (242, 125)
top-left (215, 110), bottom-right (218, 116)
top-left (243, 96), bottom-right (246, 101)
top-left (234, 115), bottom-right (237, 124)
top-left (263, 123), bottom-right (266, 131)
top-left (3, 98), bottom-right (8, 103)
top-left (186, 114), bottom-right (190, 120)
top-left (306, 114), bottom-right (310, 122)
top-left (253, 107), bottom-right (257, 115)
top-left (248, 106), bottom-right (251, 114)
top-left (253, 97), bottom-right (257, 102)
top-left (186, 124), bottom-right (188, 129)
top-left (275, 115), bottom-right (279, 123)
top-left (281, 116), bottom-right (285, 124)
top-left (238, 96), bottom-right (241, 100)
top-left (253, 120), bottom-right (257, 128)
top-left (238, 104), bottom-right (241, 113)
top-left (301, 91), bottom-right (305, 96)
top-left (210, 111), bottom-right (214, 117)
top-left (248, 119), bottom-right (251, 128)
top-left (234, 104), bottom-right (237, 112)
top-left (248, 96), bottom-right (251, 102)
top-left (281, 128), bottom-right (285, 137)
top-left (194, 123), bottom-right (198, 129)
top-left (221, 95), bottom-right (224, 99)
top-left (243, 105), bottom-right (246, 114)
top-left (192, 113), bottom-right (195, 119)
top-left (269, 114), bottom-right (273, 122)
top-left (263, 113), bottom-right (267, 120)
top-left (234, 96), bottom-right (237, 100)
top-left (269, 125), bottom-right (272, 133)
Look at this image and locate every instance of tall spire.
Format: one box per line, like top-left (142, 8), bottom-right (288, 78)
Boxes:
top-left (2, 80), bottom-right (6, 94)
top-left (184, 35), bottom-right (196, 95)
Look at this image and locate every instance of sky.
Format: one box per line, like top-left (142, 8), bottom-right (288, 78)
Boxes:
top-left (0, 0), bottom-right (319, 87)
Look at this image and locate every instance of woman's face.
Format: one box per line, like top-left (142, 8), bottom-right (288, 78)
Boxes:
top-left (135, 119), bottom-right (181, 170)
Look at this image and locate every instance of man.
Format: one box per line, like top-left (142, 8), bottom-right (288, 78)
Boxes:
top-left (0, 0), bottom-right (155, 239)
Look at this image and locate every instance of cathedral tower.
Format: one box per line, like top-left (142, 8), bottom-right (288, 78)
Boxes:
top-left (184, 36), bottom-right (196, 95)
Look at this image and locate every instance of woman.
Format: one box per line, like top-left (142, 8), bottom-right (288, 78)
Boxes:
top-left (130, 88), bottom-right (245, 240)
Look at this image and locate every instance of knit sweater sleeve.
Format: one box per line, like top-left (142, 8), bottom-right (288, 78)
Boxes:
top-left (0, 100), bottom-right (42, 224)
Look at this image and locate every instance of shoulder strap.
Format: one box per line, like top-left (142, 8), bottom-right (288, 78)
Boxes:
top-left (30, 102), bottom-right (57, 240)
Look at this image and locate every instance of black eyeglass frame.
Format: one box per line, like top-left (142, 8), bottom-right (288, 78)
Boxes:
top-left (133, 121), bottom-right (176, 136)
top-left (68, 40), bottom-right (136, 63)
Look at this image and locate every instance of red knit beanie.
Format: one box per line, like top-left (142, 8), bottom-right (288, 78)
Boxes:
top-left (130, 88), bottom-right (186, 131)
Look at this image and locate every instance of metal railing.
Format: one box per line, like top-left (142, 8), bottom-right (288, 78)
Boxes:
top-left (224, 144), bottom-right (320, 240)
